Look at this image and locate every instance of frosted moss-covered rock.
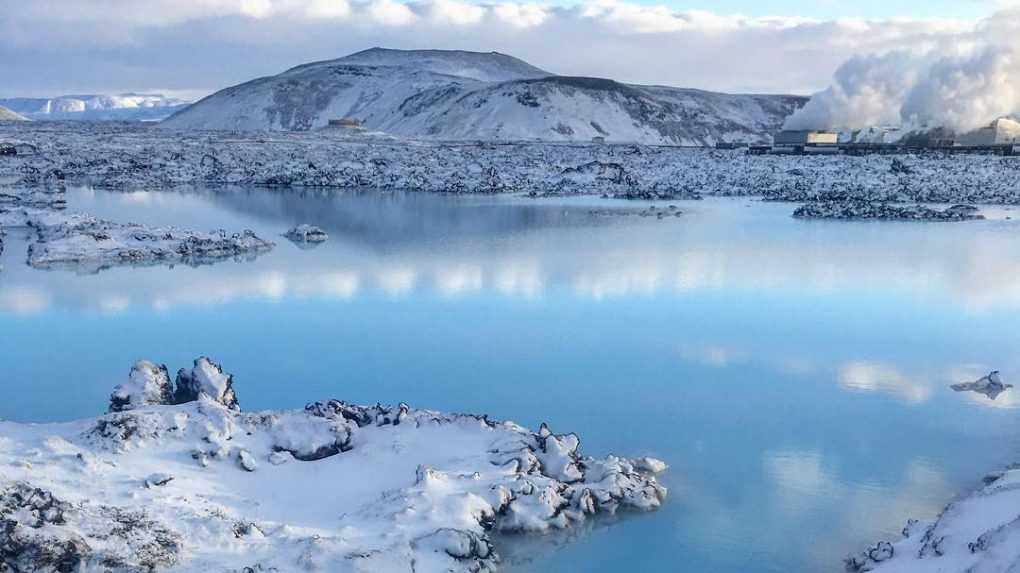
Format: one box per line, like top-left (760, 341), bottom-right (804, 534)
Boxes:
top-left (0, 356), bottom-right (667, 573)
top-left (951, 370), bottom-right (1013, 400)
top-left (283, 224), bottom-right (328, 244)
top-left (846, 468), bottom-right (1020, 572)
top-left (109, 360), bottom-right (175, 413)
top-left (793, 201), bottom-right (984, 221)
top-left (0, 481), bottom-right (182, 572)
top-left (174, 356), bottom-right (240, 410)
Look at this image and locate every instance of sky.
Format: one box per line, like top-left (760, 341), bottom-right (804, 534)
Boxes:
top-left (0, 0), bottom-right (1013, 99)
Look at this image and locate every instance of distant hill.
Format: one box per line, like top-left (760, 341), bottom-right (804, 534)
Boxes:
top-left (0, 105), bottom-right (28, 121)
top-left (0, 94), bottom-right (190, 121)
top-left (162, 48), bottom-right (805, 145)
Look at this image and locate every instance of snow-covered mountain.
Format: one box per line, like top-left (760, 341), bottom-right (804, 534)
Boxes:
top-left (163, 48), bottom-right (805, 145)
top-left (0, 105), bottom-right (28, 121)
top-left (0, 94), bottom-right (190, 121)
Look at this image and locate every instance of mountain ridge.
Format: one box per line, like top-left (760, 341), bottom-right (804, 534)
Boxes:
top-left (163, 48), bottom-right (806, 145)
top-left (1, 94), bottom-right (190, 122)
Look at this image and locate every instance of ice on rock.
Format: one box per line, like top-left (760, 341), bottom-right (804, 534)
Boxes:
top-left (793, 201), bottom-right (984, 221)
top-left (0, 356), bottom-right (668, 572)
top-left (635, 457), bottom-right (669, 474)
top-left (283, 224), bottom-right (329, 244)
top-left (25, 212), bottom-right (274, 272)
top-left (237, 449), bottom-right (258, 472)
top-left (951, 370), bottom-right (1013, 400)
top-left (109, 360), bottom-right (175, 413)
top-left (174, 357), bottom-right (240, 410)
top-left (144, 473), bottom-right (174, 488)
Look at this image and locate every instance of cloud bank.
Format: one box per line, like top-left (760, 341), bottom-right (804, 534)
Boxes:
top-left (0, 0), bottom-right (1002, 104)
top-left (785, 8), bottom-right (1020, 132)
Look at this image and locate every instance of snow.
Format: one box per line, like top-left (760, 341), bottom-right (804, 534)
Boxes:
top-left (0, 94), bottom-right (189, 122)
top-left (161, 48), bottom-right (800, 145)
top-left (1, 207), bottom-right (275, 273)
top-left (0, 105), bottom-right (29, 122)
top-left (793, 201), bottom-right (985, 221)
top-left (950, 371), bottom-right (1014, 400)
top-left (2, 122), bottom-right (1019, 203)
top-left (0, 357), bottom-right (668, 572)
top-left (847, 469), bottom-right (1020, 572)
top-left (284, 224), bottom-right (329, 244)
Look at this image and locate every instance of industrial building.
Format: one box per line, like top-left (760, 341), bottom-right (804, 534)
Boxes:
top-left (771, 130), bottom-right (839, 154)
top-left (327, 117), bottom-right (362, 128)
top-left (956, 118), bottom-right (1020, 146)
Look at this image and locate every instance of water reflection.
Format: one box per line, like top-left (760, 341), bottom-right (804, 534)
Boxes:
top-left (4, 187), bottom-right (1020, 573)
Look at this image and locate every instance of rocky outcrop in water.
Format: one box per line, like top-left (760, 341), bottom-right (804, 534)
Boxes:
top-left (793, 201), bottom-right (984, 221)
top-left (22, 211), bottom-right (273, 273)
top-left (283, 224), bottom-right (328, 244)
top-left (951, 371), bottom-right (1013, 400)
top-left (0, 357), bottom-right (668, 573)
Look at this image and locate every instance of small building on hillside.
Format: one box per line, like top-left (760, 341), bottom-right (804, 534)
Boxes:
top-left (328, 117), bottom-right (362, 128)
top-left (773, 130), bottom-right (839, 147)
top-left (591, 136), bottom-right (606, 144)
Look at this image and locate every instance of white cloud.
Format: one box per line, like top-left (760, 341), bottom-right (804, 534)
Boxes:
top-left (492, 3), bottom-right (548, 28)
top-left (429, 0), bottom-right (486, 26)
top-left (838, 361), bottom-right (931, 404)
top-left (2, 1), bottom-right (1002, 98)
top-left (303, 0), bottom-right (353, 19)
top-left (368, 0), bottom-right (418, 26)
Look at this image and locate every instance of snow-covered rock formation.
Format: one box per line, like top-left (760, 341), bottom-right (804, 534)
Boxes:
top-left (284, 224), bottom-right (329, 244)
top-left (950, 371), bottom-right (1013, 400)
top-left (0, 105), bottom-right (29, 121)
top-left (0, 94), bottom-right (189, 122)
top-left (0, 357), bottom-right (667, 572)
top-left (162, 48), bottom-right (803, 145)
top-left (23, 211), bottom-right (274, 272)
top-left (0, 196), bottom-right (273, 273)
top-left (846, 468), bottom-right (1020, 572)
top-left (792, 201), bottom-right (984, 221)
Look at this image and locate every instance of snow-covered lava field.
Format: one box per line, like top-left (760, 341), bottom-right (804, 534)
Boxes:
top-left (2, 122), bottom-right (1020, 204)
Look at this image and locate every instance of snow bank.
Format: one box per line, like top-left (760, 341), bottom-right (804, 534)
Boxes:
top-left (847, 468), bottom-right (1020, 572)
top-left (0, 357), bottom-right (667, 572)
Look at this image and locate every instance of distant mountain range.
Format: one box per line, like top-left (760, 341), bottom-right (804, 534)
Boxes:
top-left (162, 48), bottom-right (806, 145)
top-left (0, 94), bottom-right (189, 121)
top-left (0, 105), bottom-right (28, 121)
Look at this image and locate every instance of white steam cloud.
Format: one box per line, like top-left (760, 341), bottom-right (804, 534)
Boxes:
top-left (785, 10), bottom-right (1020, 133)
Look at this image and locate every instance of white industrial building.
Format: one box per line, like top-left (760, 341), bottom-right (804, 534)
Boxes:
top-left (957, 118), bottom-right (1020, 146)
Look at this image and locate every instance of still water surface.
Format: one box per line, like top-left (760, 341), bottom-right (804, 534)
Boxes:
top-left (3, 188), bottom-right (1020, 572)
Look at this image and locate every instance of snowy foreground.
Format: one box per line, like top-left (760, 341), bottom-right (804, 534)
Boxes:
top-left (1, 122), bottom-right (1019, 204)
top-left (847, 468), bottom-right (1020, 572)
top-left (0, 358), bottom-right (667, 572)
